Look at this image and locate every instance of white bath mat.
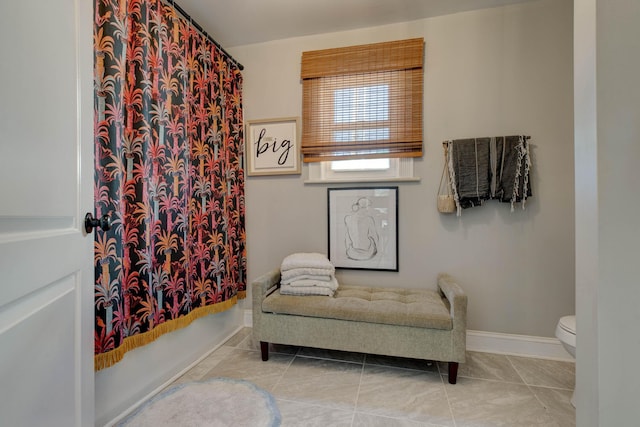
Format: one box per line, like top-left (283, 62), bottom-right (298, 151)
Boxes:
top-left (118, 377), bottom-right (281, 426)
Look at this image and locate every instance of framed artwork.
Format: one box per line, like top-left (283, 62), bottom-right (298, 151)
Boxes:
top-left (327, 187), bottom-right (398, 271)
top-left (245, 117), bottom-right (301, 176)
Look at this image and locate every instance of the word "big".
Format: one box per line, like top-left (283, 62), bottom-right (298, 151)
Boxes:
top-left (255, 128), bottom-right (292, 165)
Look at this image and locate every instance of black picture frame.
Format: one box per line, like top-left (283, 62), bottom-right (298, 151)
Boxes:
top-left (327, 187), bottom-right (398, 271)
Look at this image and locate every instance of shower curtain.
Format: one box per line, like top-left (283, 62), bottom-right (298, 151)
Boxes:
top-left (93, 0), bottom-right (245, 370)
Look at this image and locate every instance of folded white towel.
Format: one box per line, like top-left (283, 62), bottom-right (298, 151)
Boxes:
top-left (281, 252), bottom-right (334, 272)
top-left (280, 283), bottom-right (335, 297)
top-left (280, 274), bottom-right (333, 285)
top-left (280, 267), bottom-right (335, 281)
top-left (284, 277), bottom-right (339, 291)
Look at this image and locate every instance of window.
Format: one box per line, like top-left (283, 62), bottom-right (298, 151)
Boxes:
top-left (333, 84), bottom-right (390, 143)
top-left (301, 38), bottom-right (424, 163)
top-left (331, 158), bottom-right (390, 171)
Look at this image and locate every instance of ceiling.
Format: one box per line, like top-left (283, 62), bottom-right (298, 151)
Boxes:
top-left (177, 0), bottom-right (536, 48)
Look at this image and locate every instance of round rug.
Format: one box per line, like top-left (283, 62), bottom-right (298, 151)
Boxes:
top-left (118, 378), bottom-right (281, 427)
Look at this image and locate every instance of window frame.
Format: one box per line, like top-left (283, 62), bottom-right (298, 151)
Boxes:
top-left (306, 157), bottom-right (418, 184)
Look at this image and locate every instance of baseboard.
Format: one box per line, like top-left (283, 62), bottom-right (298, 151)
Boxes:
top-left (466, 329), bottom-right (573, 361)
top-left (244, 309), bottom-right (572, 361)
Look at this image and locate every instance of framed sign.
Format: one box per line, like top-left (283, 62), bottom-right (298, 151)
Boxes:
top-left (328, 187), bottom-right (398, 271)
top-left (245, 117), bottom-right (301, 176)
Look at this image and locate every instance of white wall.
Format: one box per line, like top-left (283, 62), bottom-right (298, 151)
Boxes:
top-left (574, 0), bottom-right (640, 425)
top-left (595, 0), bottom-right (640, 418)
top-left (95, 307), bottom-right (243, 426)
top-left (573, 0), bottom-right (598, 423)
top-left (231, 0), bottom-right (574, 337)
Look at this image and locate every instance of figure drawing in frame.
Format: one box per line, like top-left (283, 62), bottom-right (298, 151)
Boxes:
top-left (328, 187), bottom-right (398, 271)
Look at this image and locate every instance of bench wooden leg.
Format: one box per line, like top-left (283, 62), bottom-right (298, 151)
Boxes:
top-left (260, 341), bottom-right (269, 361)
top-left (448, 362), bottom-right (459, 384)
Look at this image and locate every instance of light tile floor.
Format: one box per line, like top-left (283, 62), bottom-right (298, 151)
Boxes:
top-left (170, 328), bottom-right (575, 426)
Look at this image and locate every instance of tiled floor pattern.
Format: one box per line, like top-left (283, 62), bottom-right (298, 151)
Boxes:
top-left (169, 328), bottom-right (575, 426)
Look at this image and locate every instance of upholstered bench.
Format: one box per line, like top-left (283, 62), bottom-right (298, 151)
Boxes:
top-left (252, 269), bottom-right (467, 384)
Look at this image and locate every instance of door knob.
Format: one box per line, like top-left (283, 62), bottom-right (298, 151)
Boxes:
top-left (84, 212), bottom-right (112, 233)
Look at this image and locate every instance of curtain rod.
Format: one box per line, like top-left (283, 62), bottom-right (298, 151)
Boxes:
top-left (167, 0), bottom-right (244, 71)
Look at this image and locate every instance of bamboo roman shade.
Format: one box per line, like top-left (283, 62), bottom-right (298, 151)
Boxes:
top-left (301, 38), bottom-right (424, 162)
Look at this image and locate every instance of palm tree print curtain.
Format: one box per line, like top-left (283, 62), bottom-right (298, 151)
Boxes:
top-left (94, 0), bottom-right (245, 370)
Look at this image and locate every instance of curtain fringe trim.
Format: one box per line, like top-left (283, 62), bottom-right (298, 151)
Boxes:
top-left (94, 291), bottom-right (246, 371)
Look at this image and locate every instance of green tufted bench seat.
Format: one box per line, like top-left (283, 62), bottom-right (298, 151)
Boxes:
top-left (252, 269), bottom-right (467, 384)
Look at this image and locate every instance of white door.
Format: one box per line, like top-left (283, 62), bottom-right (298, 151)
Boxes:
top-left (0, 1), bottom-right (94, 426)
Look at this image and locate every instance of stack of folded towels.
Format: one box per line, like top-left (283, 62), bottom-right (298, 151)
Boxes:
top-left (280, 252), bottom-right (339, 297)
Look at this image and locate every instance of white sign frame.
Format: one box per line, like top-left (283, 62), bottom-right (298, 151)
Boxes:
top-left (246, 117), bottom-right (301, 176)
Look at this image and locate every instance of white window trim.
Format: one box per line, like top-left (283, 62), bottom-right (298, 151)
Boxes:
top-left (305, 157), bottom-right (420, 184)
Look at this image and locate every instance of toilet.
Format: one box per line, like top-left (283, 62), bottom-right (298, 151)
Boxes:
top-left (555, 315), bottom-right (576, 407)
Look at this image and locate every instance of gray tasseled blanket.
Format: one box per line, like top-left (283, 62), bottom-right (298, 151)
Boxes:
top-left (446, 135), bottom-right (532, 216)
